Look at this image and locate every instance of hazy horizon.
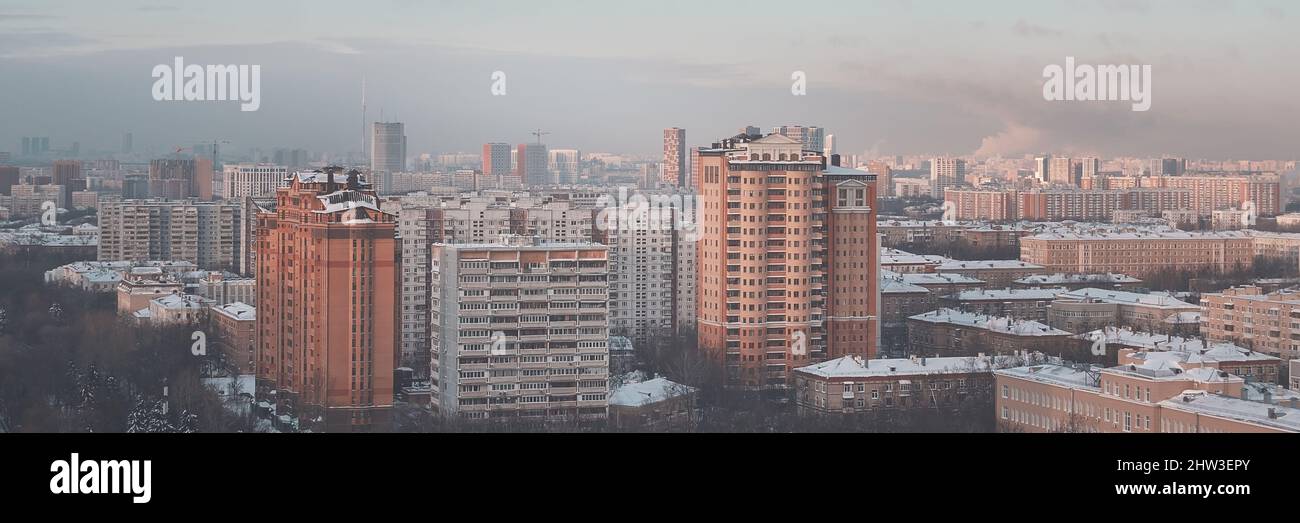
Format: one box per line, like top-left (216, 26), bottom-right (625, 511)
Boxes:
top-left (2, 0), bottom-right (1299, 160)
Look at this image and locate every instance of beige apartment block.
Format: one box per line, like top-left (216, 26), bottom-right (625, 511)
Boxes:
top-left (429, 238), bottom-right (611, 422)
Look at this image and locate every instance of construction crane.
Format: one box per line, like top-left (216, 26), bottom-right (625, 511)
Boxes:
top-left (530, 129), bottom-right (549, 145)
top-left (175, 139), bottom-right (230, 163)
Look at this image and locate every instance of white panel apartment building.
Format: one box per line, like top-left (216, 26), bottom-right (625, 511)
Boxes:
top-left (222, 163), bottom-right (288, 200)
top-left (429, 238), bottom-right (610, 422)
top-left (393, 193), bottom-right (598, 378)
top-left (98, 198), bottom-right (241, 271)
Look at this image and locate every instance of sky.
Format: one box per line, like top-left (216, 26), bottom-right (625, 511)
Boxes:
top-left (1, 0), bottom-right (1297, 160)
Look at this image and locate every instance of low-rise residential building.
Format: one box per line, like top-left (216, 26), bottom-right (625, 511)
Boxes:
top-left (116, 270), bottom-right (185, 315)
top-left (1021, 229), bottom-right (1255, 277)
top-left (135, 293), bottom-right (214, 325)
top-left (943, 287), bottom-right (1067, 321)
top-left (608, 376), bottom-right (697, 430)
top-left (1048, 288), bottom-right (1200, 334)
top-left (879, 274), bottom-right (935, 326)
top-left (935, 260), bottom-right (1047, 288)
top-left (891, 270), bottom-right (985, 294)
top-left (995, 360), bottom-right (1299, 433)
top-left (1200, 286), bottom-right (1300, 361)
top-left (793, 354), bottom-right (1030, 415)
top-left (1083, 327), bottom-right (1283, 384)
top-left (907, 309), bottom-right (1074, 357)
top-left (46, 260), bottom-right (196, 293)
top-left (210, 302), bottom-right (256, 374)
top-left (1013, 273), bottom-right (1142, 291)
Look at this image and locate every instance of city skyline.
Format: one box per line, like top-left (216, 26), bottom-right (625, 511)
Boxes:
top-left (3, 1), bottom-right (1300, 160)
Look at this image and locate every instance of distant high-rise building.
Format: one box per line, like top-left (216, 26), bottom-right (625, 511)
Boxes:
top-left (52, 160), bottom-right (84, 203)
top-left (868, 160), bottom-right (893, 197)
top-left (371, 122), bottom-right (407, 175)
top-left (771, 125), bottom-right (825, 153)
top-left (741, 126), bottom-right (761, 136)
top-left (930, 157), bottom-right (966, 198)
top-left (1034, 155), bottom-right (1051, 184)
top-left (549, 148), bottom-right (581, 184)
top-left (121, 132), bottom-right (133, 154)
top-left (256, 167), bottom-right (398, 431)
top-left (1081, 157), bottom-right (1101, 179)
top-left (662, 127), bottom-right (687, 187)
top-left (1050, 156), bottom-right (1074, 186)
top-left (223, 163), bottom-right (289, 200)
top-left (272, 148), bottom-right (309, 169)
top-left (122, 174), bottom-right (149, 199)
top-left (481, 143), bottom-right (513, 182)
top-left (195, 156), bottom-right (214, 200)
top-left (0, 166), bottom-right (19, 195)
top-left (20, 136), bottom-right (50, 156)
top-left (823, 133), bottom-right (836, 157)
top-left (696, 133), bottom-right (878, 390)
top-left (517, 143), bottom-right (550, 186)
top-left (147, 158), bottom-right (196, 199)
top-left (1161, 157), bottom-right (1187, 176)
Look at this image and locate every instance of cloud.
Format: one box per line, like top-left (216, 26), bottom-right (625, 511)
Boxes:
top-left (973, 122), bottom-right (1045, 157)
top-left (1012, 20), bottom-right (1062, 38)
top-left (0, 13), bottom-right (58, 21)
top-left (0, 29), bottom-right (98, 58)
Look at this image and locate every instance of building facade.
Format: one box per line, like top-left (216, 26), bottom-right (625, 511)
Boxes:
top-left (255, 168), bottom-right (398, 431)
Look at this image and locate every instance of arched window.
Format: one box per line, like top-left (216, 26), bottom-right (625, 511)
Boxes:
top-left (762, 153), bottom-right (772, 161)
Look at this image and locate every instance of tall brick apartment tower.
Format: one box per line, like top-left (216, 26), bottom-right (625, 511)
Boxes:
top-left (256, 166), bottom-right (399, 431)
top-left (696, 132), bottom-right (877, 391)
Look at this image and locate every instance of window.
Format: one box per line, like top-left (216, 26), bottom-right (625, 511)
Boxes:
top-left (1002, 385), bottom-right (1008, 399)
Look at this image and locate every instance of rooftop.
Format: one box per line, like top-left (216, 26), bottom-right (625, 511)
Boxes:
top-left (908, 308), bottom-right (1070, 336)
top-left (1014, 273), bottom-right (1141, 285)
top-left (937, 260), bottom-right (1045, 271)
top-left (996, 364), bottom-right (1101, 391)
top-left (211, 301), bottom-right (256, 320)
top-left (609, 377), bottom-right (695, 407)
top-left (1058, 288), bottom-right (1198, 309)
top-left (1160, 393), bottom-right (1300, 432)
top-left (1081, 327), bottom-right (1278, 362)
top-left (795, 354), bottom-right (1037, 379)
top-left (951, 287), bottom-right (1067, 301)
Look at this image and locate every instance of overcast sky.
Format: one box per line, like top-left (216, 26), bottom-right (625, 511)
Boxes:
top-left (1, 0), bottom-right (1297, 160)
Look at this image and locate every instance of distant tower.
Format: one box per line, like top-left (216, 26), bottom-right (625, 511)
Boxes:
top-left (663, 127), bottom-right (687, 187)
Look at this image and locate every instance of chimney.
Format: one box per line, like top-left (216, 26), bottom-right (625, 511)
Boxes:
top-left (1268, 407), bottom-right (1278, 419)
top-left (1289, 397), bottom-right (1298, 409)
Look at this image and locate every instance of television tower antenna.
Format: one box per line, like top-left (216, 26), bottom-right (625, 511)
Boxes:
top-left (361, 76), bottom-right (367, 167)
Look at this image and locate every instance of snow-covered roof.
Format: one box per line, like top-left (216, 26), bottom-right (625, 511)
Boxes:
top-left (937, 260), bottom-right (1045, 271)
top-left (151, 293), bottom-right (210, 310)
top-left (1081, 327), bottom-right (1276, 362)
top-left (795, 354), bottom-right (1026, 379)
top-left (897, 272), bottom-right (984, 286)
top-left (609, 377), bottom-right (695, 407)
top-left (879, 273), bottom-right (930, 294)
top-left (908, 308), bottom-right (1069, 336)
top-left (996, 364), bottom-right (1100, 391)
top-left (1029, 229), bottom-right (1253, 241)
top-left (1159, 393), bottom-right (1300, 432)
top-left (1014, 273), bottom-right (1141, 285)
top-left (1058, 288), bottom-right (1197, 309)
top-left (211, 301), bottom-right (256, 320)
top-left (951, 287), bottom-right (1067, 301)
